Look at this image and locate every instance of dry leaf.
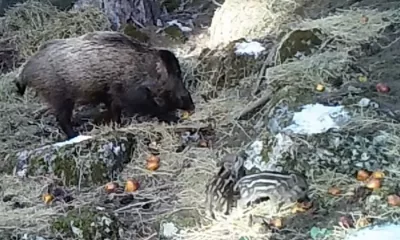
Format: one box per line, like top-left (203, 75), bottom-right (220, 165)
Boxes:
top-left (270, 218), bottom-right (283, 229)
top-left (328, 187), bottom-right (341, 195)
top-left (356, 217), bottom-right (370, 228)
top-left (366, 178), bottom-right (381, 190)
top-left (42, 193), bottom-right (54, 204)
top-left (371, 171), bottom-right (385, 179)
top-left (198, 140), bottom-right (208, 148)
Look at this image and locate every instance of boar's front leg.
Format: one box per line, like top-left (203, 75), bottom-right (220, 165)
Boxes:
top-left (155, 112), bottom-right (180, 124)
top-left (54, 100), bottom-right (78, 140)
top-left (104, 98), bottom-right (122, 126)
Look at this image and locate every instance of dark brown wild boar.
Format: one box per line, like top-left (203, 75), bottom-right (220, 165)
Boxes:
top-left (15, 31), bottom-right (195, 140)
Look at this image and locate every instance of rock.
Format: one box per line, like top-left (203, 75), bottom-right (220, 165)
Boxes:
top-left (157, 209), bottom-right (200, 240)
top-left (14, 132), bottom-right (137, 187)
top-left (162, 24), bottom-right (187, 43)
top-left (194, 37), bottom-right (276, 90)
top-left (51, 206), bottom-right (122, 239)
top-left (276, 28), bottom-right (323, 64)
top-left (122, 24), bottom-right (150, 43)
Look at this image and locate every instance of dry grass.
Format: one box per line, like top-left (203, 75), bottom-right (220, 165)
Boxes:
top-left (172, 7), bottom-right (400, 240)
top-left (2, 0), bottom-right (111, 59)
top-left (297, 8), bottom-right (400, 48)
top-left (0, 1), bottom-right (400, 240)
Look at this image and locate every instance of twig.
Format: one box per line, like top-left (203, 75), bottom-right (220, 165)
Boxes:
top-left (236, 90), bottom-right (272, 120)
top-left (212, 0), bottom-right (223, 7)
top-left (252, 45), bottom-right (278, 96)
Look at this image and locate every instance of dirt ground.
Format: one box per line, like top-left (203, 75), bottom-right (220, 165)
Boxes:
top-left (1, 0), bottom-right (400, 239)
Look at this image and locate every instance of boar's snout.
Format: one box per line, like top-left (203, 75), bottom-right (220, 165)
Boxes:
top-left (172, 83), bottom-right (195, 113)
top-left (179, 91), bottom-right (195, 112)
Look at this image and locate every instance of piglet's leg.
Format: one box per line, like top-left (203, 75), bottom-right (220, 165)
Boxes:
top-left (54, 100), bottom-right (78, 140)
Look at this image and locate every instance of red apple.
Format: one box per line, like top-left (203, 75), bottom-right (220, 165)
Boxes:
top-left (376, 83), bottom-right (390, 93)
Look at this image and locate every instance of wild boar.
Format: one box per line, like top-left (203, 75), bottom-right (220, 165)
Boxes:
top-left (15, 31), bottom-right (195, 139)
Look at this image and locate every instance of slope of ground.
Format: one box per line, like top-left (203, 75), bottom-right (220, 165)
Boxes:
top-left (1, 0), bottom-right (400, 240)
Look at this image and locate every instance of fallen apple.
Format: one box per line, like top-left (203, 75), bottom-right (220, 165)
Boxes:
top-left (376, 83), bottom-right (390, 93)
top-left (104, 182), bottom-right (118, 194)
top-left (388, 194), bottom-right (400, 206)
top-left (125, 179), bottom-right (140, 192)
top-left (356, 169), bottom-right (371, 181)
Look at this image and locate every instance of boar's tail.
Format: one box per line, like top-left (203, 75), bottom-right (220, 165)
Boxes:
top-left (15, 80), bottom-right (26, 96)
top-left (14, 65), bottom-right (27, 96)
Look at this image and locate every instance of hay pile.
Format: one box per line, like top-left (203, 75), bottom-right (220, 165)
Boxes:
top-left (1, 0), bottom-right (400, 239)
top-left (208, 0), bottom-right (305, 48)
top-left (0, 0), bottom-right (111, 73)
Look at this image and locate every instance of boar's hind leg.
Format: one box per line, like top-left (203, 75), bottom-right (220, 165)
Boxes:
top-left (54, 100), bottom-right (78, 139)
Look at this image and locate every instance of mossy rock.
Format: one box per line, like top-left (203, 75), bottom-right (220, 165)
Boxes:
top-left (122, 24), bottom-right (150, 43)
top-left (0, 232), bottom-right (47, 240)
top-left (15, 131), bottom-right (137, 187)
top-left (157, 209), bottom-right (201, 239)
top-left (195, 38), bottom-right (274, 90)
top-left (163, 25), bottom-right (187, 43)
top-left (52, 206), bottom-right (122, 240)
top-left (276, 28), bottom-right (324, 64)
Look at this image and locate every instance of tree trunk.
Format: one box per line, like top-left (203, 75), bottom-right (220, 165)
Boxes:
top-left (73, 0), bottom-right (161, 30)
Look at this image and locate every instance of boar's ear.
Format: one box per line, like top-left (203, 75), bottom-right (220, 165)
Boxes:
top-left (157, 49), bottom-right (182, 76)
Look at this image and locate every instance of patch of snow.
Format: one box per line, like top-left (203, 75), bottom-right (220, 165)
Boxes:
top-left (70, 221), bottom-right (83, 238)
top-left (112, 146), bottom-right (121, 155)
top-left (162, 222), bottom-right (179, 238)
top-left (234, 41), bottom-right (266, 59)
top-left (267, 133), bottom-right (293, 171)
top-left (358, 98), bottom-right (371, 107)
top-left (166, 20), bottom-right (192, 32)
top-left (344, 223), bottom-right (400, 240)
top-left (52, 135), bottom-right (92, 147)
top-left (294, 51), bottom-right (306, 60)
top-left (283, 104), bottom-right (350, 135)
